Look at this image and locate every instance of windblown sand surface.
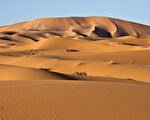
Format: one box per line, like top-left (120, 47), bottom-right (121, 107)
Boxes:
top-left (0, 17), bottom-right (150, 120)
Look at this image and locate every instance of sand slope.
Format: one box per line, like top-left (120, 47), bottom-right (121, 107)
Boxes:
top-left (0, 80), bottom-right (150, 120)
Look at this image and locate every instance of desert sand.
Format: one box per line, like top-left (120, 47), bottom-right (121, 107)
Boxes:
top-left (0, 16), bottom-right (150, 120)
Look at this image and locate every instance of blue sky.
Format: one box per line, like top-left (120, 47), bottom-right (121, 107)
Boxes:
top-left (0, 0), bottom-right (150, 26)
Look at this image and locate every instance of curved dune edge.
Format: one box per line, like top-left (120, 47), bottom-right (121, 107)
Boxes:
top-left (0, 64), bottom-right (77, 80)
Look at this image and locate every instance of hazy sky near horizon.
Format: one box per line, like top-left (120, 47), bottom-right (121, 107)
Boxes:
top-left (0, 0), bottom-right (150, 26)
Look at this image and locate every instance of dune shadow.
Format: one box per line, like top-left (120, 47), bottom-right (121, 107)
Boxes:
top-left (92, 27), bottom-right (112, 38)
top-left (0, 36), bottom-right (17, 42)
top-left (2, 31), bottom-right (17, 35)
top-left (47, 32), bottom-right (62, 37)
top-left (72, 30), bottom-right (88, 37)
top-left (18, 34), bottom-right (39, 42)
top-left (120, 42), bottom-right (139, 46)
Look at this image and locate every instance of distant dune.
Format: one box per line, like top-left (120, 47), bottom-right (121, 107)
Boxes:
top-left (0, 17), bottom-right (150, 42)
top-left (0, 16), bottom-right (150, 120)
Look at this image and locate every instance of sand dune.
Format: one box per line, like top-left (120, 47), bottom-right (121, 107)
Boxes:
top-left (0, 16), bottom-right (150, 119)
top-left (0, 17), bottom-right (150, 44)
